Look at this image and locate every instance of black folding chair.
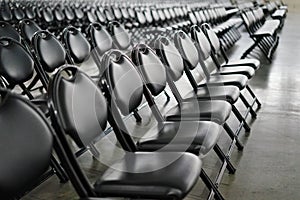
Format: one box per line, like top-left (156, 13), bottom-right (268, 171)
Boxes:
top-left (0, 89), bottom-right (67, 199)
top-left (48, 65), bottom-right (202, 200)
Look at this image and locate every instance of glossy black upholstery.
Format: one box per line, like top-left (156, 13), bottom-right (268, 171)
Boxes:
top-left (191, 25), bottom-right (255, 78)
top-left (88, 22), bottom-right (113, 56)
top-left (0, 38), bottom-right (34, 86)
top-left (155, 36), bottom-right (240, 104)
top-left (19, 19), bottom-right (42, 44)
top-left (0, 21), bottom-right (21, 43)
top-left (49, 66), bottom-right (106, 148)
top-left (63, 26), bottom-right (91, 64)
top-left (48, 65), bottom-right (202, 200)
top-left (33, 30), bottom-right (67, 73)
top-left (174, 30), bottom-right (248, 90)
top-left (200, 24), bottom-right (260, 70)
top-left (107, 21), bottom-right (131, 50)
top-left (0, 90), bottom-right (52, 199)
top-left (132, 43), bottom-right (232, 124)
top-left (103, 50), bottom-right (221, 155)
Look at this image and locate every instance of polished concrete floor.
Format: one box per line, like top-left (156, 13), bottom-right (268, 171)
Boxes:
top-left (24, 12), bottom-right (300, 200)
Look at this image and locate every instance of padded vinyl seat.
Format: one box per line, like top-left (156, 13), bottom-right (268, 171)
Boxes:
top-left (94, 152), bottom-right (201, 199)
top-left (200, 74), bottom-right (248, 90)
top-left (137, 121), bottom-right (221, 155)
top-left (214, 66), bottom-right (255, 78)
top-left (165, 100), bottom-right (232, 124)
top-left (222, 58), bottom-right (260, 70)
top-left (184, 85), bottom-right (240, 104)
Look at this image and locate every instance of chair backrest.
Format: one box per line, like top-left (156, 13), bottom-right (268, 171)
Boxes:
top-left (173, 30), bottom-right (199, 70)
top-left (132, 44), bottom-right (167, 97)
top-left (0, 4), bottom-right (12, 22)
top-left (201, 24), bottom-right (221, 54)
top-left (13, 7), bottom-right (25, 21)
top-left (0, 90), bottom-right (52, 199)
top-left (103, 50), bottom-right (143, 116)
top-left (19, 19), bottom-right (42, 44)
top-left (155, 37), bottom-right (184, 82)
top-left (62, 26), bottom-right (91, 64)
top-left (190, 25), bottom-right (212, 61)
top-left (0, 38), bottom-right (34, 86)
top-left (48, 65), bottom-right (107, 148)
top-left (33, 30), bottom-right (67, 73)
top-left (107, 21), bottom-right (131, 51)
top-left (88, 22), bottom-right (113, 56)
top-left (0, 21), bottom-right (21, 43)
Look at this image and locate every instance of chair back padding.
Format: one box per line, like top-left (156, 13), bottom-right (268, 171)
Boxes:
top-left (33, 30), bottom-right (67, 73)
top-left (201, 24), bottom-right (221, 53)
top-left (0, 38), bottom-right (34, 85)
top-left (132, 44), bottom-right (167, 96)
top-left (190, 25), bottom-right (211, 60)
top-left (103, 50), bottom-right (143, 116)
top-left (108, 21), bottom-right (131, 50)
top-left (49, 66), bottom-right (107, 148)
top-left (63, 26), bottom-right (91, 64)
top-left (0, 91), bottom-right (52, 199)
top-left (19, 19), bottom-right (42, 43)
top-left (0, 21), bottom-right (21, 43)
top-left (155, 37), bottom-right (184, 82)
top-left (174, 30), bottom-right (199, 70)
top-left (88, 22), bottom-right (113, 56)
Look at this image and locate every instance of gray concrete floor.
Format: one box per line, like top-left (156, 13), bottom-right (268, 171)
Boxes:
top-left (24, 12), bottom-right (300, 200)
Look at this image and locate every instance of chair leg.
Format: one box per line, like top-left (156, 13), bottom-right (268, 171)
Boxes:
top-left (232, 104), bottom-right (251, 132)
top-left (246, 85), bottom-right (262, 109)
top-left (200, 170), bottom-right (225, 200)
top-left (223, 123), bottom-right (244, 151)
top-left (239, 93), bottom-right (257, 119)
top-left (213, 144), bottom-right (236, 174)
top-left (50, 155), bottom-right (69, 183)
top-left (133, 109), bottom-right (142, 123)
top-left (88, 143), bottom-right (100, 159)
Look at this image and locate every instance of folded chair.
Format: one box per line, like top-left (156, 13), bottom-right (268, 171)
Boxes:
top-left (101, 51), bottom-right (233, 199)
top-left (0, 89), bottom-right (67, 199)
top-left (48, 65), bottom-right (202, 200)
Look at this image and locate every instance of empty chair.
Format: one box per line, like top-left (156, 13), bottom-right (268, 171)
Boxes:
top-left (0, 89), bottom-right (66, 199)
top-left (107, 21), bottom-right (131, 52)
top-left (131, 43), bottom-right (245, 150)
top-left (48, 65), bottom-right (202, 200)
top-left (0, 37), bottom-right (47, 99)
top-left (19, 19), bottom-right (42, 49)
top-left (87, 22), bottom-right (113, 57)
top-left (62, 26), bottom-right (102, 77)
top-left (102, 49), bottom-right (239, 199)
top-left (199, 24), bottom-right (260, 70)
top-left (0, 21), bottom-right (21, 43)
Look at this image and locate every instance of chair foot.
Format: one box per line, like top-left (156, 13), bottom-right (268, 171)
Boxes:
top-left (200, 170), bottom-right (225, 200)
top-left (223, 123), bottom-right (244, 151)
top-left (213, 144), bottom-right (236, 174)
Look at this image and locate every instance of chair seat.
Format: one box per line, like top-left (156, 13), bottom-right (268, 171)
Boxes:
top-left (137, 121), bottom-right (221, 155)
top-left (184, 85), bottom-right (240, 104)
top-left (214, 66), bottom-right (255, 79)
top-left (199, 74), bottom-right (248, 90)
top-left (222, 58), bottom-right (260, 70)
top-left (94, 152), bottom-right (201, 200)
top-left (165, 100), bottom-right (232, 124)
